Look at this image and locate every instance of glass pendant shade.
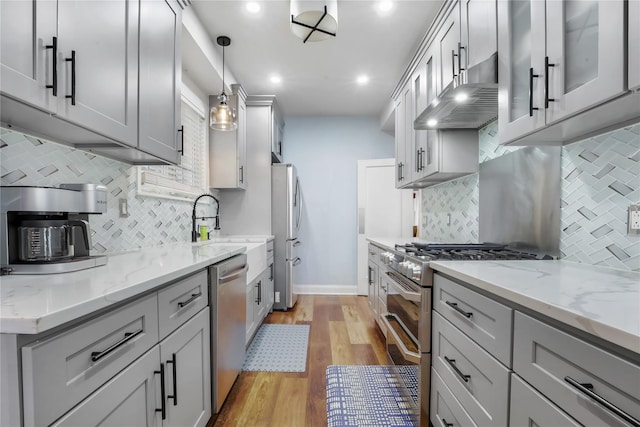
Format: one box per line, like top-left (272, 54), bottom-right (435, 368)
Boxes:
top-left (210, 93), bottom-right (237, 131)
top-left (290, 0), bottom-right (338, 42)
top-left (210, 35), bottom-right (237, 131)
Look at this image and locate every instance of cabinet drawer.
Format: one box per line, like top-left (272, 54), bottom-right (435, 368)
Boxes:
top-left (513, 312), bottom-right (640, 427)
top-left (158, 270), bottom-right (208, 339)
top-left (510, 374), bottom-right (581, 427)
top-left (432, 311), bottom-right (510, 427)
top-left (22, 294), bottom-right (159, 427)
top-left (433, 274), bottom-right (513, 366)
top-left (430, 367), bottom-right (476, 427)
top-left (368, 244), bottom-right (380, 263)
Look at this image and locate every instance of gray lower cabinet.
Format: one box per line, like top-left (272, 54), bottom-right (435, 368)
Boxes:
top-left (160, 308), bottom-right (211, 427)
top-left (509, 374), bottom-right (581, 427)
top-left (513, 312), bottom-right (640, 427)
top-left (19, 269), bottom-right (211, 427)
top-left (246, 267), bottom-right (269, 345)
top-left (51, 346), bottom-right (161, 427)
top-left (430, 367), bottom-right (476, 427)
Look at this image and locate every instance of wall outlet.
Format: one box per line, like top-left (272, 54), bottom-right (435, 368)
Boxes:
top-left (275, 292), bottom-right (280, 303)
top-left (629, 204), bottom-right (640, 235)
top-left (118, 198), bottom-right (129, 218)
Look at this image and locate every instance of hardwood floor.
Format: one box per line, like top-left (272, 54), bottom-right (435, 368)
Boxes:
top-left (210, 294), bottom-right (387, 427)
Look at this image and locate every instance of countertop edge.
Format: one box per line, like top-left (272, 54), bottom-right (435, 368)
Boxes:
top-left (1, 246), bottom-right (245, 335)
top-left (430, 261), bottom-right (640, 355)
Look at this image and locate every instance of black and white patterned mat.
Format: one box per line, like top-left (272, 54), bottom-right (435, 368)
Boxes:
top-left (242, 324), bottom-right (310, 372)
top-left (326, 365), bottom-right (419, 427)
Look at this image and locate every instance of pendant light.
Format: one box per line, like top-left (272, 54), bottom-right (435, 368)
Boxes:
top-left (290, 0), bottom-right (338, 43)
top-left (210, 36), bottom-right (237, 131)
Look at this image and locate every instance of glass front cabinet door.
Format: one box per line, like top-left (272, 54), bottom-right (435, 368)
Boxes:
top-left (498, 0), bottom-right (626, 145)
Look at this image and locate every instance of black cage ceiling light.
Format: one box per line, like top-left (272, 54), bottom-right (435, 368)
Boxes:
top-left (290, 0), bottom-right (338, 43)
top-left (210, 35), bottom-right (237, 131)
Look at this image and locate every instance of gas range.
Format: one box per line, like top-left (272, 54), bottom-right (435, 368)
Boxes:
top-left (380, 242), bottom-right (553, 287)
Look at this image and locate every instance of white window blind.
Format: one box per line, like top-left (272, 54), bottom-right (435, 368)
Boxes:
top-left (137, 98), bottom-right (208, 201)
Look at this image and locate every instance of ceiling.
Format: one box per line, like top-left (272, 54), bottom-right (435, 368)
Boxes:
top-left (188, 0), bottom-right (443, 118)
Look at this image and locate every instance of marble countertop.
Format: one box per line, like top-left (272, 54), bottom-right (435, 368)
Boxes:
top-left (430, 260), bottom-right (640, 354)
top-left (0, 241), bottom-right (247, 335)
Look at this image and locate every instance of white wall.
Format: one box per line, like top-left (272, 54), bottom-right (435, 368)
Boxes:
top-left (283, 116), bottom-right (394, 291)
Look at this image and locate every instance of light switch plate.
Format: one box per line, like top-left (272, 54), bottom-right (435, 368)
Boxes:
top-left (119, 198), bottom-right (129, 218)
top-left (628, 204), bottom-right (640, 235)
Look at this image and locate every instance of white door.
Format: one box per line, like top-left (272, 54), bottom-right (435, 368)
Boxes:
top-left (357, 159), bottom-right (413, 295)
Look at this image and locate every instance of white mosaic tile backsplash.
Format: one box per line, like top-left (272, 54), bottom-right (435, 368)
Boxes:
top-left (420, 120), bottom-right (640, 271)
top-left (0, 129), bottom-right (218, 254)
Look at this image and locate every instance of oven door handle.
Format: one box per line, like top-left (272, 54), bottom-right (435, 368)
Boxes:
top-left (382, 315), bottom-right (421, 364)
top-left (386, 271), bottom-right (421, 302)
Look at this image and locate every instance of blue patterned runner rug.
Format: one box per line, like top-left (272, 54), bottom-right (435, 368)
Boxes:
top-left (242, 324), bottom-right (310, 372)
top-left (326, 365), bottom-right (419, 427)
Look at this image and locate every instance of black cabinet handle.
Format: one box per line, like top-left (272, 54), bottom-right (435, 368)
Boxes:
top-left (529, 67), bottom-right (539, 117)
top-left (445, 301), bottom-right (472, 318)
top-left (397, 163), bottom-right (402, 181)
top-left (166, 353), bottom-right (178, 406)
top-left (544, 57), bottom-right (556, 108)
top-left (458, 42), bottom-right (465, 73)
top-left (564, 376), bottom-right (640, 427)
top-left (65, 50), bottom-right (76, 105)
top-left (444, 356), bottom-right (471, 383)
top-left (90, 328), bottom-right (143, 362)
top-left (278, 140), bottom-right (282, 156)
top-left (154, 363), bottom-right (166, 420)
top-left (451, 49), bottom-right (458, 79)
top-left (269, 263), bottom-right (274, 281)
top-left (177, 291), bottom-right (202, 308)
top-left (239, 165), bottom-right (244, 183)
top-left (45, 37), bottom-right (57, 96)
top-left (442, 418), bottom-right (454, 427)
top-left (256, 280), bottom-right (262, 304)
top-left (177, 126), bottom-right (184, 155)
top-left (400, 162), bottom-right (404, 181)
top-left (420, 148), bottom-right (425, 171)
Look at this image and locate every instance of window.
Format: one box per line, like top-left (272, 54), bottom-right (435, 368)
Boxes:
top-left (137, 95), bottom-right (208, 202)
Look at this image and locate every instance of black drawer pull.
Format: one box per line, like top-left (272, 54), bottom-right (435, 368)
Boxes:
top-left (166, 353), bottom-right (177, 405)
top-left (90, 328), bottom-right (143, 362)
top-left (529, 67), bottom-right (539, 117)
top-left (154, 363), bottom-right (166, 420)
top-left (564, 376), bottom-right (640, 427)
top-left (178, 291), bottom-right (202, 308)
top-left (442, 419), bottom-right (454, 427)
top-left (45, 37), bottom-right (57, 96)
top-left (445, 301), bottom-right (472, 318)
top-left (444, 356), bottom-right (470, 383)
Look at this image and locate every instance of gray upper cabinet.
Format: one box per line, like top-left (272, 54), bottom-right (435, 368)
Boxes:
top-left (498, 0), bottom-right (633, 146)
top-left (138, 0), bottom-right (182, 164)
top-left (0, 0), bottom-right (183, 165)
top-left (459, 0), bottom-right (497, 80)
top-left (0, 0), bottom-right (57, 113)
top-left (629, 0), bottom-right (640, 92)
top-left (271, 108), bottom-right (285, 163)
top-left (435, 2), bottom-right (461, 95)
top-left (394, 85), bottom-right (408, 188)
top-left (210, 84), bottom-right (248, 190)
top-left (55, 0), bottom-right (139, 147)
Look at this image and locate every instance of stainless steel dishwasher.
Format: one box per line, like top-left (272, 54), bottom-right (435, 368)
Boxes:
top-left (209, 253), bottom-right (248, 413)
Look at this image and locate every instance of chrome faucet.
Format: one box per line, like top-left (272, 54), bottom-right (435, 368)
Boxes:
top-left (191, 193), bottom-right (220, 242)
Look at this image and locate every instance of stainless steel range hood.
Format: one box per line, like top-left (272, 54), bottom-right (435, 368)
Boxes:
top-left (414, 52), bottom-right (498, 130)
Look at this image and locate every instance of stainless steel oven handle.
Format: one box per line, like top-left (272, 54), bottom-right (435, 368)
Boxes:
top-left (382, 315), bottom-right (421, 364)
top-left (386, 271), bottom-right (421, 302)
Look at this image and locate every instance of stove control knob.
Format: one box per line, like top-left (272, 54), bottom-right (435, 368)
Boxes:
top-left (412, 265), bottom-right (422, 280)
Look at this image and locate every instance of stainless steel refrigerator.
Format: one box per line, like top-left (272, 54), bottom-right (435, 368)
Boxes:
top-left (271, 163), bottom-right (302, 310)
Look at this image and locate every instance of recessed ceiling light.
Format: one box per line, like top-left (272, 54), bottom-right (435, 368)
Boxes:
top-left (454, 92), bottom-right (469, 102)
top-left (246, 2), bottom-right (260, 13)
top-left (356, 74), bottom-right (370, 85)
top-left (426, 119), bottom-right (438, 127)
top-left (270, 75), bottom-right (282, 84)
top-left (378, 1), bottom-right (393, 13)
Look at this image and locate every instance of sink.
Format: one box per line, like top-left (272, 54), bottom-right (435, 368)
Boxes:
top-left (244, 242), bottom-right (267, 283)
